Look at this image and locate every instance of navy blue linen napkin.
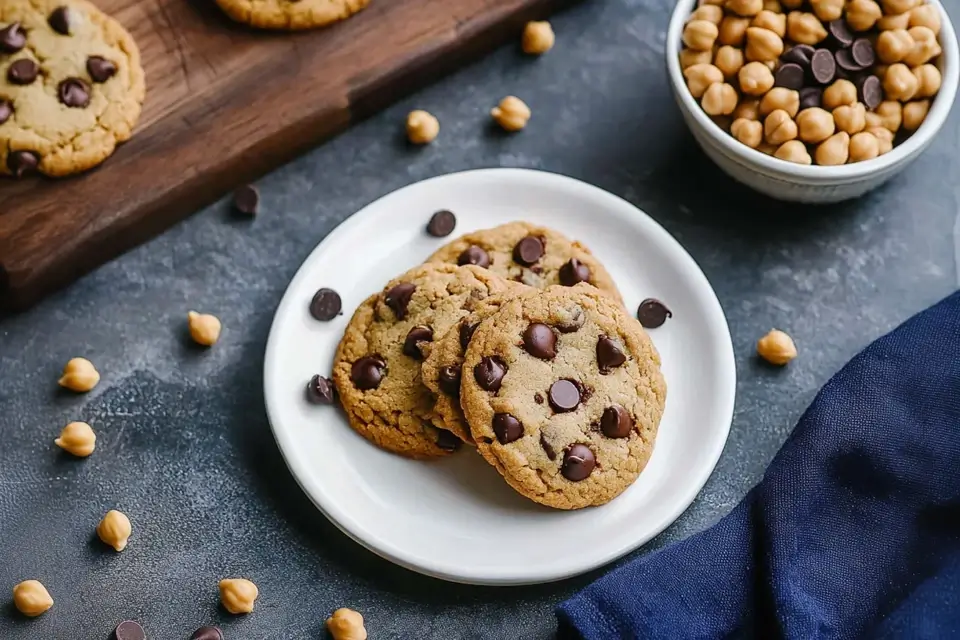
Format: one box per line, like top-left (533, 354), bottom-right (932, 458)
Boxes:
top-left (557, 291), bottom-right (960, 640)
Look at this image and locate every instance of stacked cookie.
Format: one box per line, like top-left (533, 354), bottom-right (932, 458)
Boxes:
top-left (332, 221), bottom-right (667, 509)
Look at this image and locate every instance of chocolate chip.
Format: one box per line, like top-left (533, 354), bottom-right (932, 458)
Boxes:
top-left (810, 49), bottom-right (836, 85)
top-left (799, 87), bottom-right (823, 110)
top-left (113, 620), bottom-right (145, 640)
top-left (636, 298), bottom-right (672, 328)
top-left (600, 405), bottom-right (634, 439)
top-left (534, 392), bottom-right (544, 404)
top-left (0, 22), bottom-right (26, 53)
top-left (438, 365), bottom-right (461, 396)
top-left (351, 356), bottom-right (385, 390)
top-left (48, 7), bottom-right (72, 35)
top-left (775, 63), bottom-right (805, 90)
top-left (834, 48), bottom-right (859, 74)
top-left (559, 258), bottom-right (590, 286)
top-left (58, 78), bottom-right (90, 108)
top-left (384, 282), bottom-right (416, 320)
top-left (474, 356), bottom-right (507, 391)
top-left (8, 59), bottom-right (38, 85)
top-left (561, 444), bottom-right (596, 481)
top-left (522, 323), bottom-right (557, 360)
top-left (426, 210), bottom-right (456, 237)
top-left (306, 374), bottom-right (336, 405)
top-left (436, 429), bottom-right (461, 451)
top-left (493, 413), bottom-right (523, 444)
top-left (548, 379), bottom-right (581, 412)
top-left (851, 38), bottom-right (876, 69)
top-left (191, 627), bottom-right (224, 640)
top-left (513, 235), bottom-right (544, 265)
top-left (403, 325), bottom-right (433, 359)
top-left (857, 74), bottom-right (883, 110)
top-left (459, 320), bottom-right (478, 350)
top-left (457, 245), bottom-right (490, 268)
top-left (309, 288), bottom-right (342, 321)
top-left (0, 100), bottom-right (11, 126)
top-left (826, 19), bottom-right (854, 49)
top-left (596, 336), bottom-right (627, 373)
top-left (233, 184), bottom-right (259, 215)
top-left (554, 305), bottom-right (585, 333)
top-left (7, 150), bottom-right (39, 178)
top-left (781, 44), bottom-right (814, 66)
top-left (87, 56), bottom-right (118, 83)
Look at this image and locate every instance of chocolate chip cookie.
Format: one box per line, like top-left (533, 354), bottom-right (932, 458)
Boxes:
top-left (333, 263), bottom-right (513, 458)
top-left (215, 0), bottom-right (371, 30)
top-left (426, 222), bottom-right (624, 305)
top-left (0, 0), bottom-right (145, 178)
top-left (460, 284), bottom-right (666, 509)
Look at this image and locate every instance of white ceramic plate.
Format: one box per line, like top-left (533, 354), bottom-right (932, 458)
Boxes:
top-left (263, 169), bottom-right (736, 586)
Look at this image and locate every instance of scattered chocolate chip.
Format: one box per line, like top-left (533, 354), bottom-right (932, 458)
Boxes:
top-left (87, 56), bottom-right (118, 83)
top-left (7, 150), bottom-right (39, 178)
top-left (438, 365), bottom-right (461, 396)
top-left (834, 48), bottom-right (860, 74)
top-left (561, 444), bottom-right (596, 481)
top-left (233, 184), bottom-right (259, 215)
top-left (857, 74), bottom-right (883, 110)
top-left (351, 356), bottom-right (385, 390)
top-left (459, 320), bottom-right (478, 350)
top-left (850, 38), bottom-right (876, 69)
top-left (799, 87), bottom-right (823, 110)
top-left (493, 413), bottom-right (524, 444)
top-left (513, 235), bottom-right (545, 265)
top-left (522, 323), bottom-right (557, 360)
top-left (426, 210), bottom-right (456, 237)
top-left (384, 282), bottom-right (416, 320)
top-left (0, 100), bottom-right (11, 126)
top-left (8, 59), bottom-right (39, 85)
top-left (636, 298), bottom-right (672, 328)
top-left (436, 429), bottom-right (461, 451)
top-left (306, 374), bottom-right (336, 405)
top-left (826, 19), bottom-right (854, 50)
top-left (540, 433), bottom-right (556, 460)
top-left (554, 305), bottom-right (585, 333)
top-left (309, 288), bottom-right (342, 321)
top-left (48, 7), bottom-right (72, 35)
top-left (559, 258), bottom-right (590, 286)
top-left (457, 245), bottom-right (490, 268)
top-left (781, 44), bottom-right (814, 66)
top-left (474, 356), bottom-right (507, 391)
top-left (534, 392), bottom-right (544, 404)
top-left (775, 63), bottom-right (805, 90)
top-left (0, 22), bottom-right (26, 54)
top-left (596, 336), bottom-right (627, 373)
top-left (548, 379), bottom-right (581, 412)
top-left (58, 78), bottom-right (90, 108)
top-left (810, 49), bottom-right (836, 85)
top-left (191, 627), bottom-right (224, 640)
top-left (113, 620), bottom-right (145, 640)
top-left (403, 325), bottom-right (433, 359)
top-left (600, 405), bottom-right (634, 439)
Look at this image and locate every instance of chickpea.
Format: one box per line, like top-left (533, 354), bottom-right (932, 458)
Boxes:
top-left (913, 64), bottom-right (942, 98)
top-left (760, 87), bottom-right (800, 117)
top-left (876, 29), bottom-right (915, 63)
top-left (764, 109), bottom-right (798, 144)
top-left (833, 103), bottom-right (866, 134)
top-left (876, 100), bottom-right (903, 132)
top-left (684, 20), bottom-right (720, 50)
top-left (733, 97), bottom-right (761, 120)
top-left (849, 131), bottom-right (881, 162)
top-left (882, 0), bottom-right (920, 15)
top-left (865, 111), bottom-right (884, 129)
top-left (904, 26), bottom-right (941, 66)
top-left (867, 126), bottom-right (895, 154)
top-left (732, 117), bottom-right (765, 147)
top-left (902, 100), bottom-right (931, 130)
top-left (680, 48), bottom-right (714, 69)
top-left (726, 0), bottom-right (764, 16)
top-left (774, 140), bottom-right (813, 164)
top-left (796, 107), bottom-right (836, 143)
top-left (763, 0), bottom-right (783, 13)
top-left (884, 63), bottom-right (919, 101)
top-left (718, 16), bottom-right (751, 46)
top-left (875, 63), bottom-right (890, 78)
top-left (815, 132), bottom-right (850, 165)
top-left (739, 61), bottom-right (775, 95)
top-left (219, 578), bottom-right (259, 614)
top-left (702, 82), bottom-right (739, 115)
top-left (745, 27), bottom-right (784, 62)
top-left (822, 79), bottom-right (858, 110)
top-left (522, 21), bottom-right (556, 55)
top-left (684, 63), bottom-right (725, 98)
top-left (786, 12), bottom-right (828, 45)
top-left (13, 581), bottom-right (53, 617)
top-left (692, 4), bottom-right (725, 24)
top-left (714, 46), bottom-right (745, 79)
top-left (810, 0), bottom-right (844, 22)
top-left (877, 12), bottom-right (911, 30)
top-left (845, 0), bottom-right (882, 31)
top-left (752, 10), bottom-right (787, 36)
top-left (909, 5), bottom-right (941, 34)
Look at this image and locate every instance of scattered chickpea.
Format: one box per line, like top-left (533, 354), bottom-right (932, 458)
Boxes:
top-left (902, 99), bottom-right (931, 130)
top-left (849, 131), bottom-right (881, 162)
top-left (327, 608), bottom-right (368, 640)
top-left (877, 12), bottom-right (911, 30)
top-left (787, 11), bottom-right (828, 45)
top-left (774, 139), bottom-right (812, 164)
top-left (904, 26), bottom-right (941, 66)
top-left (718, 16), bottom-right (751, 46)
top-left (833, 102), bottom-right (866, 135)
top-left (680, 48), bottom-right (714, 69)
top-left (882, 0), bottom-right (920, 15)
top-left (55, 421), bottom-right (96, 457)
top-left (757, 329), bottom-right (797, 365)
top-left (845, 0), bottom-right (883, 31)
top-left (739, 61), bottom-right (775, 95)
top-left (714, 45), bottom-right (745, 79)
top-left (876, 29), bottom-right (915, 63)
top-left (875, 100), bottom-right (903, 132)
top-left (702, 82), bottom-right (739, 115)
top-left (188, 311), bottom-right (222, 347)
top-left (868, 126), bottom-right (895, 154)
top-left (97, 510), bottom-right (132, 552)
top-left (822, 79), bottom-right (858, 110)
top-left (732, 117), bottom-right (764, 147)
top-left (796, 107), bottom-right (836, 143)
top-left (684, 63), bottom-right (725, 98)
top-left (760, 87), bottom-right (800, 117)
top-left (491, 96), bottom-right (531, 131)
top-left (58, 357), bottom-right (100, 393)
top-left (726, 0), bottom-right (764, 16)
top-left (913, 64), bottom-right (942, 98)
top-left (815, 131), bottom-right (850, 165)
top-left (810, 0), bottom-right (844, 22)
top-left (733, 97), bottom-right (761, 120)
top-left (764, 109), bottom-right (798, 144)
top-left (522, 21), bottom-right (555, 55)
top-left (219, 578), bottom-right (259, 614)
top-left (752, 10), bottom-right (786, 36)
top-left (684, 19), bottom-right (720, 50)
top-left (12, 580), bottom-right (53, 617)
top-left (692, 4), bottom-right (725, 24)
top-left (745, 27), bottom-right (784, 61)
top-left (406, 110), bottom-right (439, 145)
top-left (883, 63), bottom-right (919, 101)
top-left (909, 4), bottom-right (941, 34)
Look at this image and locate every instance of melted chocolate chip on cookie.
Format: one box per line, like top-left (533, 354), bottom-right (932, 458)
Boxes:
top-left (548, 379), bottom-right (581, 412)
top-left (474, 356), bottom-right (507, 391)
top-left (58, 78), bottom-right (91, 108)
top-left (457, 245), bottom-right (490, 268)
top-left (459, 320), bottom-right (478, 350)
top-left (596, 336), bottom-right (627, 373)
top-left (7, 151), bottom-right (39, 178)
top-left (351, 356), bottom-right (385, 390)
top-left (522, 323), bottom-right (556, 360)
top-left (438, 365), bottom-right (462, 396)
top-left (48, 7), bottom-right (73, 35)
top-left (561, 444), bottom-right (596, 481)
top-left (600, 405), bottom-right (634, 438)
top-left (403, 325), bottom-right (433, 360)
top-left (87, 56), bottom-right (118, 83)
top-left (0, 100), bottom-right (12, 126)
top-left (493, 413), bottom-right (524, 444)
top-left (8, 59), bottom-right (39, 85)
top-left (0, 23), bottom-right (26, 54)
top-left (436, 429), bottom-right (461, 452)
top-left (559, 258), bottom-right (590, 286)
top-left (384, 283), bottom-right (416, 320)
top-left (513, 235), bottom-right (544, 266)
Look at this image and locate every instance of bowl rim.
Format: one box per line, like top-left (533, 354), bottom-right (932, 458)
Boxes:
top-left (666, 0), bottom-right (960, 181)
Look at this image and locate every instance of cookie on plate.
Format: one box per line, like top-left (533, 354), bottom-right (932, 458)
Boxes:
top-left (426, 221), bottom-right (623, 305)
top-left (460, 284), bottom-right (666, 509)
top-left (0, 0), bottom-right (145, 178)
top-left (215, 0), bottom-right (370, 30)
top-left (333, 263), bottom-right (513, 459)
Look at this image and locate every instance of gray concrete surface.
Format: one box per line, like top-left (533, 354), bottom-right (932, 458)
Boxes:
top-left (2, 0), bottom-right (959, 637)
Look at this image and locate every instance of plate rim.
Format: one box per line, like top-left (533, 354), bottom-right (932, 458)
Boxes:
top-left (263, 167), bottom-right (737, 586)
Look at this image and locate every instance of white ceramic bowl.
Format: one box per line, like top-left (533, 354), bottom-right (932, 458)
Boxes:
top-left (666, 0), bottom-right (960, 203)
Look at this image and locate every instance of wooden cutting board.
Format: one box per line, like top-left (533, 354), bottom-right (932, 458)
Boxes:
top-left (0, 0), bottom-right (573, 311)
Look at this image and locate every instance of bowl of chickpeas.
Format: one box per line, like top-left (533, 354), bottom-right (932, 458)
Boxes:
top-left (667, 0), bottom-right (958, 203)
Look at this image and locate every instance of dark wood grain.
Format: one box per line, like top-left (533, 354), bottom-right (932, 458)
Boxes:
top-left (0, 0), bottom-right (573, 310)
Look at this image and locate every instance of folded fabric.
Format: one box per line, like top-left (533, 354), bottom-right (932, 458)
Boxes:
top-left (557, 291), bottom-right (960, 640)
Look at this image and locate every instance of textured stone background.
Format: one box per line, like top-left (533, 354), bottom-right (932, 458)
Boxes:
top-left (1, 0), bottom-right (959, 638)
